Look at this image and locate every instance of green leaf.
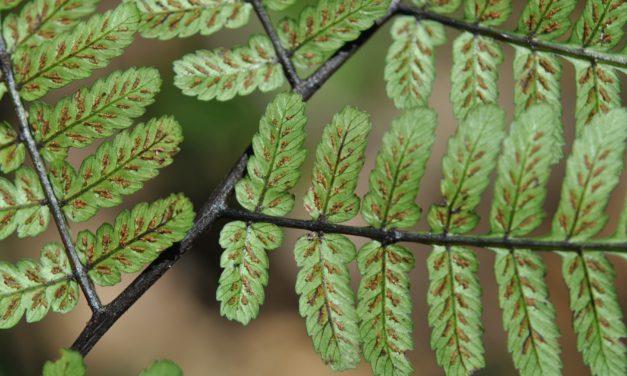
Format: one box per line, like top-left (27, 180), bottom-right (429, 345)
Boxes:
top-left (552, 108), bottom-right (627, 240)
top-left (0, 121), bottom-right (25, 173)
top-left (140, 360), bottom-right (183, 376)
top-left (362, 108), bottom-right (436, 230)
top-left (235, 92), bottom-right (307, 216)
top-left (278, 0), bottom-right (391, 68)
top-left (303, 106), bottom-right (370, 223)
top-left (491, 104), bottom-right (564, 236)
top-left (217, 221), bottom-right (283, 325)
top-left (0, 0), bottom-right (24, 10)
top-left (513, 49), bottom-right (562, 118)
top-left (76, 195), bottom-right (194, 286)
top-left (0, 243), bottom-right (78, 329)
top-left (264, 0), bottom-right (296, 11)
top-left (562, 252), bottom-right (626, 376)
top-left (463, 0), bottom-right (512, 25)
top-left (412, 0), bottom-right (461, 13)
top-left (2, 0), bottom-right (98, 52)
top-left (427, 245), bottom-right (484, 376)
top-left (42, 349), bottom-right (86, 376)
top-left (294, 233), bottom-right (360, 371)
top-left (174, 34), bottom-right (284, 101)
top-left (571, 61), bottom-right (620, 136)
top-left (55, 116), bottom-right (183, 223)
top-left (13, 3), bottom-right (139, 101)
top-left (517, 0), bottom-right (576, 40)
top-left (428, 104), bottom-right (505, 234)
top-left (385, 17), bottom-right (447, 109)
top-left (132, 0), bottom-right (251, 40)
top-left (357, 241), bottom-right (414, 376)
top-left (0, 167), bottom-right (50, 240)
top-left (494, 248), bottom-right (562, 376)
top-left (0, 82), bottom-right (5, 101)
top-left (29, 67), bottom-right (162, 163)
top-left (450, 33), bottom-right (503, 121)
top-left (570, 0), bottom-right (626, 50)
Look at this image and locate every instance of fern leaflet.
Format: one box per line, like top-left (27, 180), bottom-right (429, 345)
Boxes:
top-left (0, 167), bottom-right (49, 240)
top-left (0, 121), bottom-right (25, 173)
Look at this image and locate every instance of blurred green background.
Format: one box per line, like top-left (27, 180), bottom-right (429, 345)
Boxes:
top-left (0, 1), bottom-right (625, 375)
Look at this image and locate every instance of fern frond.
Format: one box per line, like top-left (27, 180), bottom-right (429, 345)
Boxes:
top-left (412, 0), bottom-right (461, 14)
top-left (217, 221), bottom-right (283, 325)
top-left (76, 195), bottom-right (193, 286)
top-left (43, 349), bottom-right (85, 376)
top-left (131, 0), bottom-right (251, 40)
top-left (552, 109), bottom-right (627, 376)
top-left (570, 0), bottom-right (626, 50)
top-left (491, 105), bottom-right (564, 375)
top-left (513, 49), bottom-right (562, 118)
top-left (518, 0), bottom-right (575, 40)
top-left (173, 34), bottom-right (284, 101)
top-left (0, 243), bottom-right (78, 329)
top-left (385, 17), bottom-right (446, 110)
top-left (0, 121), bottom-right (25, 173)
top-left (0, 167), bottom-right (49, 240)
top-left (219, 93), bottom-right (307, 325)
top-left (303, 106), bottom-right (370, 223)
top-left (0, 0), bottom-right (24, 10)
top-left (52, 116), bottom-right (183, 223)
top-left (1, 0), bottom-right (98, 52)
top-left (29, 67), bottom-right (162, 163)
top-left (463, 0), bottom-right (512, 25)
top-left (278, 0), bottom-right (391, 68)
top-left (294, 233), bottom-right (361, 371)
top-left (12, 3), bottom-right (139, 101)
top-left (264, 0), bottom-right (296, 11)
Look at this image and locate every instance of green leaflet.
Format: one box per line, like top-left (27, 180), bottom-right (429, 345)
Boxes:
top-left (174, 34), bottom-right (284, 101)
top-left (570, 0), bottom-right (626, 50)
top-left (491, 104), bottom-right (564, 236)
top-left (131, 0), bottom-right (251, 40)
top-left (427, 245), bottom-right (483, 375)
top-left (357, 241), bottom-right (414, 376)
top-left (217, 221), bottom-right (283, 325)
top-left (385, 17), bottom-right (447, 110)
top-left (0, 0), bottom-right (23, 10)
top-left (490, 105), bottom-right (563, 376)
top-left (12, 3), bottom-right (139, 101)
top-left (2, 0), bottom-right (98, 52)
top-left (513, 48), bottom-right (562, 118)
top-left (294, 233), bottom-right (360, 371)
top-left (303, 106), bottom-right (371, 222)
top-left (235, 92), bottom-right (307, 216)
top-left (571, 60), bottom-right (620, 136)
top-left (42, 349), bottom-right (86, 376)
top-left (450, 33), bottom-right (503, 121)
top-left (562, 252), bottom-right (626, 376)
top-left (552, 109), bottom-right (627, 376)
top-left (412, 0), bottom-right (461, 13)
top-left (362, 108), bottom-right (436, 230)
top-left (0, 82), bottom-right (5, 101)
top-left (29, 67), bottom-right (162, 163)
top-left (52, 116), bottom-right (183, 223)
top-left (140, 360), bottom-right (183, 376)
top-left (0, 167), bottom-right (50, 240)
top-left (428, 104), bottom-right (505, 233)
top-left (0, 243), bottom-right (78, 329)
top-left (263, 0), bottom-right (296, 11)
top-left (493, 249), bottom-right (561, 376)
top-left (278, 0), bottom-right (391, 68)
top-left (0, 121), bottom-right (25, 173)
top-left (517, 0), bottom-right (575, 40)
top-left (463, 0), bottom-right (512, 25)
top-left (76, 195), bottom-right (194, 286)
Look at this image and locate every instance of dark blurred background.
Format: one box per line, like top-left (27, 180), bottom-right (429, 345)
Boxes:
top-left (0, 1), bottom-right (625, 375)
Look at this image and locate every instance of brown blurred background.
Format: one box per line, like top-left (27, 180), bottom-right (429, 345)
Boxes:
top-left (0, 1), bottom-right (625, 375)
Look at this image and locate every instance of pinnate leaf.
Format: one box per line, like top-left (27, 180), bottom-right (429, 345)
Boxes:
top-left (174, 34), bottom-right (284, 101)
top-left (463, 0), bottom-right (512, 25)
top-left (385, 17), bottom-right (447, 109)
top-left (294, 233), bottom-right (361, 371)
top-left (0, 167), bottom-right (50, 240)
top-left (132, 0), bottom-right (251, 40)
top-left (12, 3), bottom-right (139, 101)
top-left (29, 67), bottom-right (162, 163)
top-left (0, 121), bottom-right (25, 173)
top-left (0, 243), bottom-right (78, 329)
top-left (217, 221), bottom-right (283, 325)
top-left (53, 116), bottom-right (183, 223)
top-left (570, 0), bottom-right (626, 50)
top-left (513, 49), bottom-right (562, 118)
top-left (517, 0), bottom-right (576, 40)
top-left (76, 195), bottom-right (194, 286)
top-left (303, 106), bottom-right (370, 223)
top-left (42, 349), bottom-right (86, 376)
